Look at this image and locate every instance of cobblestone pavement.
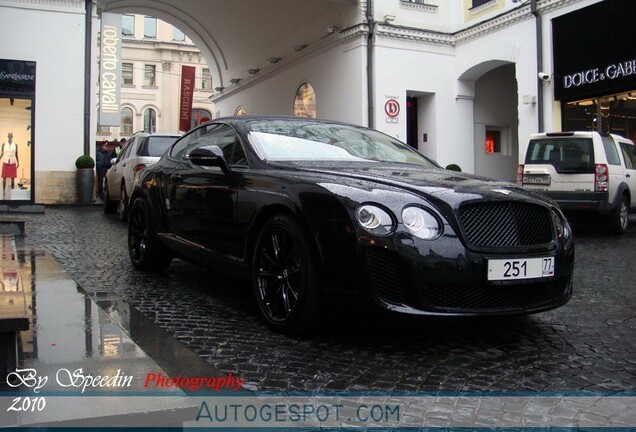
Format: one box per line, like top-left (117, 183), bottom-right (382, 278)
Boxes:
top-left (14, 206), bottom-right (636, 393)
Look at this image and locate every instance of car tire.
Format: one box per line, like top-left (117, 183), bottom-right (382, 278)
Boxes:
top-left (608, 194), bottom-right (629, 235)
top-left (128, 197), bottom-right (172, 271)
top-left (103, 181), bottom-right (116, 214)
top-left (118, 183), bottom-right (129, 222)
top-left (252, 214), bottom-right (321, 334)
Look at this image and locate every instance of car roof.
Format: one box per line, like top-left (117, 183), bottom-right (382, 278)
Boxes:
top-left (205, 115), bottom-right (363, 129)
top-left (610, 134), bottom-right (635, 145)
top-left (130, 132), bottom-right (181, 138)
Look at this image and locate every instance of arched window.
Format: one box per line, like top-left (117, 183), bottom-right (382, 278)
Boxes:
top-left (191, 108), bottom-right (211, 129)
top-left (293, 82), bottom-right (316, 118)
top-left (120, 107), bottom-right (133, 134)
top-left (144, 108), bottom-right (156, 133)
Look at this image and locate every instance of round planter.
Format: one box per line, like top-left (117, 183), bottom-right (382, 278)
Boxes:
top-left (76, 168), bottom-right (95, 204)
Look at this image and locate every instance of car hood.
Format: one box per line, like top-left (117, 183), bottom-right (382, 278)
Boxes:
top-left (274, 163), bottom-right (553, 210)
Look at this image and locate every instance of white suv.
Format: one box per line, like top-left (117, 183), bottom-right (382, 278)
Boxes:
top-left (518, 131), bottom-right (636, 234)
top-left (104, 132), bottom-right (180, 221)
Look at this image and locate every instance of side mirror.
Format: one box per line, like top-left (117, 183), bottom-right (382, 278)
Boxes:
top-left (188, 145), bottom-right (229, 174)
top-left (110, 158), bottom-right (117, 166)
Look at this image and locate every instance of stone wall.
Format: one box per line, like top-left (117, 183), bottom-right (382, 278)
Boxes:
top-left (35, 171), bottom-right (93, 204)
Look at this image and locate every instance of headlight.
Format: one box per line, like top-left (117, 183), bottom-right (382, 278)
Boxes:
top-left (356, 204), bottom-right (394, 235)
top-left (402, 206), bottom-right (442, 240)
top-left (551, 208), bottom-right (572, 243)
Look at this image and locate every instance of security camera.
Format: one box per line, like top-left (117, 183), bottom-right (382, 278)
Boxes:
top-left (538, 72), bottom-right (551, 82)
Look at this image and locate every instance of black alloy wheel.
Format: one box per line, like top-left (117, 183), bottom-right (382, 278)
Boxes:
top-left (252, 214), bottom-right (320, 334)
top-left (128, 197), bottom-right (172, 271)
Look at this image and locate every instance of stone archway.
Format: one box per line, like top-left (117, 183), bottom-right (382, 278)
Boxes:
top-left (457, 52), bottom-right (520, 181)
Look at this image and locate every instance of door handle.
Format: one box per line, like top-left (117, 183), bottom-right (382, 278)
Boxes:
top-left (627, 174), bottom-right (631, 178)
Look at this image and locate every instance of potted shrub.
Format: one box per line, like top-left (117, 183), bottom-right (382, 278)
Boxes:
top-left (75, 155), bottom-right (95, 204)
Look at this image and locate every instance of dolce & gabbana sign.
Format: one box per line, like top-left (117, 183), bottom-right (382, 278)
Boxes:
top-left (563, 59), bottom-right (636, 90)
top-left (552, 0), bottom-right (636, 101)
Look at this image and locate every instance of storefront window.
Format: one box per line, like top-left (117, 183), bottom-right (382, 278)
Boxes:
top-left (120, 107), bottom-right (133, 134)
top-left (0, 98), bottom-right (32, 201)
top-left (293, 82), bottom-right (317, 118)
top-left (562, 91), bottom-right (636, 142)
top-left (190, 109), bottom-right (211, 129)
top-left (122, 63), bottom-right (133, 85)
top-left (144, 64), bottom-right (156, 87)
top-left (143, 16), bottom-right (156, 38)
top-left (485, 129), bottom-right (501, 153)
top-left (143, 108), bottom-right (156, 133)
top-left (122, 14), bottom-right (135, 36)
top-left (0, 59), bottom-right (35, 202)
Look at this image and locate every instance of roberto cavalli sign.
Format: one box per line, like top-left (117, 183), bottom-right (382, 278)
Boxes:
top-left (98, 13), bottom-right (122, 126)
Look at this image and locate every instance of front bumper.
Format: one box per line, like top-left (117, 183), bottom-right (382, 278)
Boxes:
top-left (364, 243), bottom-right (574, 316)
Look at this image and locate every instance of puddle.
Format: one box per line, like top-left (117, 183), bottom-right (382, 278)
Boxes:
top-left (1, 233), bottom-right (220, 389)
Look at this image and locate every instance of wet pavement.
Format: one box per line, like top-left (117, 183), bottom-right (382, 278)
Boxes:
top-left (0, 205), bottom-right (635, 428)
top-left (0, 233), bottom-right (209, 427)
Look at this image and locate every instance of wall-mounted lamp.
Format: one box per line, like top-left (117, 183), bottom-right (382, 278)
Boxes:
top-left (293, 44), bottom-right (307, 52)
top-left (383, 14), bottom-right (396, 23)
top-left (323, 26), bottom-right (339, 34)
top-left (230, 78), bottom-right (242, 84)
top-left (214, 86), bottom-right (225, 92)
top-left (247, 68), bottom-right (260, 75)
top-left (268, 57), bottom-right (281, 63)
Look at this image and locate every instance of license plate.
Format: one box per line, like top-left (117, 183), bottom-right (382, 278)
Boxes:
top-left (487, 257), bottom-right (555, 281)
top-left (523, 175), bottom-right (551, 185)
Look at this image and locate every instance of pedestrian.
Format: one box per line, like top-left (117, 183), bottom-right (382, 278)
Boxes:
top-left (96, 141), bottom-right (111, 200)
top-left (115, 137), bottom-right (126, 157)
top-left (0, 132), bottom-right (19, 200)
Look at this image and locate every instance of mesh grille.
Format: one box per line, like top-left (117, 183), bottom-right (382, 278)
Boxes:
top-left (366, 249), bottom-right (408, 305)
top-left (458, 202), bottom-right (553, 248)
top-left (418, 276), bottom-right (571, 313)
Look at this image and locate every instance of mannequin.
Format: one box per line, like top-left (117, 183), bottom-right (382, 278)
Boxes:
top-left (0, 132), bottom-right (19, 199)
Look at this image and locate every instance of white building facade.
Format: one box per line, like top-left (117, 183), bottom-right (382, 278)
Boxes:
top-left (0, 0), bottom-right (90, 204)
top-left (2, 0), bottom-right (634, 205)
top-left (96, 14), bottom-right (215, 142)
top-left (210, 0), bottom-right (634, 182)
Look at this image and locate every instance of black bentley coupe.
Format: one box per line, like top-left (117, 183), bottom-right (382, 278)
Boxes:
top-left (127, 116), bottom-right (574, 333)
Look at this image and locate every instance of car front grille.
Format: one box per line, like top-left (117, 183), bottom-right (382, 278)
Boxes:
top-left (418, 276), bottom-right (572, 313)
top-left (458, 201), bottom-right (553, 249)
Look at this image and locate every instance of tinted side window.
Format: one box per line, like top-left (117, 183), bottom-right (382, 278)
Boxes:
top-left (118, 138), bottom-right (135, 161)
top-left (136, 137), bottom-right (149, 157)
top-left (189, 124), bottom-right (247, 166)
top-left (602, 136), bottom-right (621, 165)
top-left (619, 143), bottom-right (636, 170)
top-left (170, 127), bottom-right (206, 159)
top-left (201, 124), bottom-right (247, 166)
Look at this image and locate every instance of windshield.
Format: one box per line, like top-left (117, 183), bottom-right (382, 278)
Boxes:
top-left (245, 119), bottom-right (437, 168)
top-left (525, 137), bottom-right (595, 174)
